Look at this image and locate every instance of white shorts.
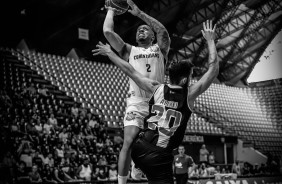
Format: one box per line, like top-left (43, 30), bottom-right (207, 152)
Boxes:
top-left (123, 97), bottom-right (149, 129)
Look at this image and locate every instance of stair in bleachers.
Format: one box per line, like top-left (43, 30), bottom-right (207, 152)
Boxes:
top-left (0, 48), bottom-right (75, 108)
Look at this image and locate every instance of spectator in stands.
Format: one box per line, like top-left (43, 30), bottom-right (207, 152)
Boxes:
top-left (97, 155), bottom-right (108, 167)
top-left (54, 143), bottom-right (64, 163)
top-left (253, 164), bottom-right (260, 175)
top-left (109, 163), bottom-right (118, 181)
top-left (26, 83), bottom-right (36, 96)
top-left (259, 163), bottom-right (266, 174)
top-left (16, 161), bottom-right (29, 184)
top-left (38, 84), bottom-right (49, 97)
top-left (29, 165), bottom-right (42, 183)
top-left (43, 119), bottom-right (54, 134)
top-left (232, 160), bottom-right (241, 176)
top-left (188, 164), bottom-right (199, 179)
top-left (215, 165), bottom-right (221, 173)
top-left (34, 119), bottom-right (43, 136)
top-left (199, 144), bottom-right (209, 164)
top-left (173, 145), bottom-right (194, 184)
top-left (92, 167), bottom-right (100, 180)
top-left (97, 167), bottom-right (108, 181)
top-left (71, 122), bottom-right (81, 135)
top-left (2, 151), bottom-right (16, 182)
top-left (43, 153), bottom-right (55, 167)
top-left (242, 162), bottom-right (251, 176)
top-left (83, 124), bottom-right (95, 140)
top-left (199, 163), bottom-right (209, 178)
top-left (48, 113), bottom-right (59, 130)
top-left (88, 115), bottom-right (98, 128)
top-left (58, 128), bottom-right (68, 144)
top-left (20, 151), bottom-right (33, 169)
top-left (71, 103), bottom-right (79, 118)
top-left (76, 157), bottom-right (93, 181)
top-left (54, 164), bottom-right (75, 183)
top-left (32, 151), bottom-right (44, 170)
top-left (208, 151), bottom-right (215, 165)
top-left (42, 164), bottom-right (57, 184)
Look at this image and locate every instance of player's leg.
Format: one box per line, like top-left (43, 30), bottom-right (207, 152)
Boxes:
top-left (118, 125), bottom-right (140, 175)
top-left (118, 115), bottom-right (142, 184)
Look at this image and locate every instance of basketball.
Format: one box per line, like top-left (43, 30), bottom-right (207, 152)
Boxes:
top-left (106, 0), bottom-right (129, 15)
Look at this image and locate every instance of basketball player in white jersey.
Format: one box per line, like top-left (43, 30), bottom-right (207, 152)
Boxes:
top-left (93, 20), bottom-right (218, 183)
top-left (103, 0), bottom-right (170, 183)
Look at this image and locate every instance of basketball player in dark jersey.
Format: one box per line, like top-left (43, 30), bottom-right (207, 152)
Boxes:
top-left (93, 20), bottom-right (218, 184)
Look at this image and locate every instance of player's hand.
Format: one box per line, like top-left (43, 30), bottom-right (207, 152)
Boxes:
top-left (105, 0), bottom-right (123, 15)
top-left (127, 0), bottom-right (141, 16)
top-left (92, 42), bottom-right (113, 56)
top-left (201, 20), bottom-right (216, 41)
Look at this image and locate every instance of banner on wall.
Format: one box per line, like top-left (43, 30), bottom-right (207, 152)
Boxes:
top-left (183, 135), bottom-right (204, 143)
top-left (189, 177), bottom-right (282, 184)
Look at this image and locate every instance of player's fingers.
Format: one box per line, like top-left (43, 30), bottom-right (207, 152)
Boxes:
top-left (127, 0), bottom-right (135, 8)
top-left (203, 21), bottom-right (207, 31)
top-left (91, 49), bottom-right (100, 53)
top-left (201, 30), bottom-right (205, 38)
top-left (92, 50), bottom-right (100, 56)
top-left (213, 23), bottom-right (217, 32)
top-left (209, 20), bottom-right (213, 30)
top-left (128, 9), bottom-right (133, 14)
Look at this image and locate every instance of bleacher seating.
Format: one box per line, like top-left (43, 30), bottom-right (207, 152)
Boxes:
top-left (1, 47), bottom-right (282, 156)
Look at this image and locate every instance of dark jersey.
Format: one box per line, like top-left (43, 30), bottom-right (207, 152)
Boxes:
top-left (143, 84), bottom-right (192, 150)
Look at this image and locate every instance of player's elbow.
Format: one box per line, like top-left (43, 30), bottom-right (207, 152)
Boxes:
top-left (103, 28), bottom-right (114, 39)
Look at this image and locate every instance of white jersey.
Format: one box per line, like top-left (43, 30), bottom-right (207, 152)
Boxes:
top-left (126, 44), bottom-right (165, 117)
top-left (128, 44), bottom-right (165, 98)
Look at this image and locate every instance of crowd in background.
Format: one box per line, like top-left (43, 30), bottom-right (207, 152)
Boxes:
top-left (0, 80), bottom-right (281, 184)
top-left (0, 81), bottom-right (124, 184)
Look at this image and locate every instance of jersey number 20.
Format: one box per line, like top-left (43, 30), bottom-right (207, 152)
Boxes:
top-left (147, 105), bottom-right (182, 136)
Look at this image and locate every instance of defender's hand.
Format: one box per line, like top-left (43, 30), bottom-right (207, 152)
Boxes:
top-left (127, 0), bottom-right (141, 16)
top-left (201, 20), bottom-right (216, 41)
top-left (92, 42), bottom-right (113, 56)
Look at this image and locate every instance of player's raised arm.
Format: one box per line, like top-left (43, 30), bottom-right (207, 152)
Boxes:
top-left (92, 42), bottom-right (159, 93)
top-left (189, 20), bottom-right (219, 102)
top-left (103, 2), bottom-right (132, 60)
top-left (127, 0), bottom-right (171, 58)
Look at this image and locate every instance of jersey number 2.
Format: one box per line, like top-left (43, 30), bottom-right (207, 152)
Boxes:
top-left (146, 64), bottom-right (151, 72)
top-left (147, 105), bottom-right (182, 136)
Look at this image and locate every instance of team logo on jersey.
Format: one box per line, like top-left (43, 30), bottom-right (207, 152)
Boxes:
top-left (133, 53), bottom-right (159, 60)
top-left (125, 112), bottom-right (136, 121)
top-left (149, 45), bottom-right (160, 52)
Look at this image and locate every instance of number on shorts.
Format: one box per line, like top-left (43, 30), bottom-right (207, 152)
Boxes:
top-left (147, 105), bottom-right (182, 136)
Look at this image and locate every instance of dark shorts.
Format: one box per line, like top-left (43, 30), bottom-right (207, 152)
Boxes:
top-left (131, 136), bottom-right (174, 184)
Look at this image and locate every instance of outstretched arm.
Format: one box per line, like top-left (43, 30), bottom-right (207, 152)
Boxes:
top-left (127, 0), bottom-right (170, 58)
top-left (188, 20), bottom-right (219, 106)
top-left (103, 3), bottom-right (132, 60)
top-left (92, 42), bottom-right (159, 93)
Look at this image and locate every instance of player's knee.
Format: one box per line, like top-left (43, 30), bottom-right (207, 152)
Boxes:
top-left (122, 136), bottom-right (135, 150)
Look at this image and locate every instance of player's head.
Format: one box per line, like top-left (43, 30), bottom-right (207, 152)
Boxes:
top-left (168, 60), bottom-right (194, 87)
top-left (178, 145), bottom-right (185, 155)
top-left (136, 24), bottom-right (155, 46)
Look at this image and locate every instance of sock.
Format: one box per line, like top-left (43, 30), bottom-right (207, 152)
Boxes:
top-left (118, 175), bottom-right (128, 184)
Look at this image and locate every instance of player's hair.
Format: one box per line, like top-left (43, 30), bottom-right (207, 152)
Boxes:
top-left (178, 144), bottom-right (185, 148)
top-left (168, 60), bottom-right (194, 85)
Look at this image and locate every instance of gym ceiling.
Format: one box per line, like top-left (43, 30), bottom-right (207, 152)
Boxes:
top-left (1, 0), bottom-right (281, 85)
